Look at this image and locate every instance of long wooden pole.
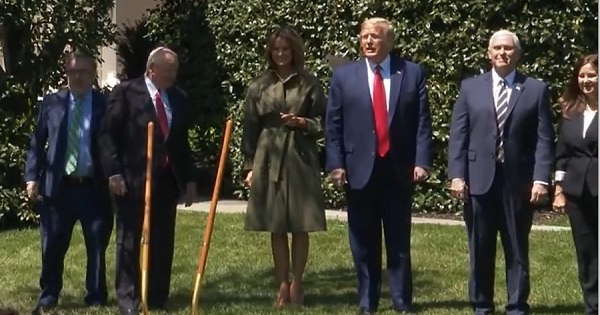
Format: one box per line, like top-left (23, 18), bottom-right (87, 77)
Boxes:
top-left (141, 122), bottom-right (154, 315)
top-left (191, 119), bottom-right (234, 315)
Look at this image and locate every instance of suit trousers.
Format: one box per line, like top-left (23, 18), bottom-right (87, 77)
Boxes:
top-left (464, 164), bottom-right (533, 315)
top-left (38, 179), bottom-right (112, 306)
top-left (114, 167), bottom-right (179, 311)
top-left (566, 183), bottom-right (598, 315)
top-left (346, 155), bottom-right (413, 311)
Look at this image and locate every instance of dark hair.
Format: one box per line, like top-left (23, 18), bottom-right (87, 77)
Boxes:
top-left (559, 53), bottom-right (598, 118)
top-left (264, 26), bottom-right (305, 71)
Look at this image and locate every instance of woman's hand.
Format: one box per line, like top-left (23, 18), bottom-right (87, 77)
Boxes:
top-left (280, 113), bottom-right (306, 128)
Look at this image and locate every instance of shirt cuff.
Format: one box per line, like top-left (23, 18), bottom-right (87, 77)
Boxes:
top-left (554, 171), bottom-right (566, 182)
top-left (533, 180), bottom-right (548, 186)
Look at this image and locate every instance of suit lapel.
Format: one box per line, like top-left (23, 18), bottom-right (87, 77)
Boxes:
top-left (387, 57), bottom-right (404, 124)
top-left (357, 60), bottom-right (374, 113)
top-left (505, 72), bottom-right (526, 118)
top-left (482, 73), bottom-right (496, 120)
top-left (131, 77), bottom-right (166, 141)
top-left (54, 90), bottom-right (70, 167)
top-left (584, 112), bottom-right (598, 140)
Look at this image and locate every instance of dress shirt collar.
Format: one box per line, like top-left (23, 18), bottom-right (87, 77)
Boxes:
top-left (492, 68), bottom-right (516, 86)
top-left (145, 75), bottom-right (161, 97)
top-left (366, 54), bottom-right (391, 74)
top-left (69, 89), bottom-right (92, 103)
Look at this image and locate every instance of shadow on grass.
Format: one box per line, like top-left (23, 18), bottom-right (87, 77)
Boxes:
top-left (165, 266), bottom-right (472, 313)
top-left (531, 303), bottom-right (584, 314)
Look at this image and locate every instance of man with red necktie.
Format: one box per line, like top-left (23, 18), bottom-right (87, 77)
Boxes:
top-left (325, 17), bottom-right (433, 315)
top-left (99, 47), bottom-right (197, 315)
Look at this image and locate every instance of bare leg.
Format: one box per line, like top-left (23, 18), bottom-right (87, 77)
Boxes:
top-left (290, 232), bottom-right (309, 305)
top-left (271, 233), bottom-right (290, 308)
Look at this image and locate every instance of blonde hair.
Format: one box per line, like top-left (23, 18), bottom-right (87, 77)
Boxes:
top-left (360, 17), bottom-right (395, 44)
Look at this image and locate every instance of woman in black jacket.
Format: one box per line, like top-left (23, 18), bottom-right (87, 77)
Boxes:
top-left (553, 53), bottom-right (598, 315)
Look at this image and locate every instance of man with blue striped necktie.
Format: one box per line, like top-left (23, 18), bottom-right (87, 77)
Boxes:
top-left (24, 52), bottom-right (113, 315)
top-left (447, 30), bottom-right (554, 315)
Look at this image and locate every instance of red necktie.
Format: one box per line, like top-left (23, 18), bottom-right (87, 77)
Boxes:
top-left (372, 65), bottom-right (390, 157)
top-left (154, 91), bottom-right (170, 167)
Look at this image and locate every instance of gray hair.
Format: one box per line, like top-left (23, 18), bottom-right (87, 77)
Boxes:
top-left (488, 30), bottom-right (522, 52)
top-left (145, 46), bottom-right (178, 70)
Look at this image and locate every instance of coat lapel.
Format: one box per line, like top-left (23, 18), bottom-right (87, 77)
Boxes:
top-left (505, 72), bottom-right (526, 118)
top-left (387, 57), bottom-right (404, 125)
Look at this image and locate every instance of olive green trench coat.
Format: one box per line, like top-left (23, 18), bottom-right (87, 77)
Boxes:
top-left (241, 70), bottom-right (327, 233)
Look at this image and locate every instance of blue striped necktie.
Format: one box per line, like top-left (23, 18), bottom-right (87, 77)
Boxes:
top-left (495, 79), bottom-right (509, 162)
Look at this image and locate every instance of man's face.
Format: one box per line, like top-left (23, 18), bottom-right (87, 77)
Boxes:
top-left (66, 57), bottom-right (94, 96)
top-left (148, 53), bottom-right (178, 89)
top-left (359, 23), bottom-right (391, 63)
top-left (488, 35), bottom-right (520, 72)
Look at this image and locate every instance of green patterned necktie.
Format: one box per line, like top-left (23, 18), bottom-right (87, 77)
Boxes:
top-left (65, 97), bottom-right (83, 175)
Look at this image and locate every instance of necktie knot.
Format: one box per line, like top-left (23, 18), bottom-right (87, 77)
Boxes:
top-left (375, 65), bottom-right (382, 73)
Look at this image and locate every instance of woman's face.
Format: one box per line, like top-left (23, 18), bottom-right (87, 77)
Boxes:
top-left (270, 36), bottom-right (293, 69)
top-left (578, 62), bottom-right (598, 98)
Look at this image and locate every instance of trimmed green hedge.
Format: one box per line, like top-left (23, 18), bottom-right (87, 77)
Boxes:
top-left (146, 0), bottom-right (597, 212)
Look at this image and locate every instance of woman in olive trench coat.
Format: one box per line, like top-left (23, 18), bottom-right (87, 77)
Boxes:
top-left (241, 26), bottom-right (327, 308)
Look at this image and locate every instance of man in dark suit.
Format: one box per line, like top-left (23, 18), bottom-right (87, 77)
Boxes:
top-left (325, 17), bottom-right (433, 315)
top-left (24, 52), bottom-right (113, 314)
top-left (99, 46), bottom-right (196, 315)
top-left (448, 30), bottom-right (554, 315)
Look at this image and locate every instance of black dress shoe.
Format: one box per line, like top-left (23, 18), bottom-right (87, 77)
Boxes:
top-left (359, 307), bottom-right (376, 315)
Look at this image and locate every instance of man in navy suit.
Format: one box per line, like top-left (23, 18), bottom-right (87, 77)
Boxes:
top-left (448, 30), bottom-right (554, 315)
top-left (325, 17), bottom-right (433, 315)
top-left (24, 52), bottom-right (113, 314)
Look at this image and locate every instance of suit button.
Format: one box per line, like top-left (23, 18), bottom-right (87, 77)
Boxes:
top-left (372, 131), bottom-right (375, 134)
top-left (490, 154), bottom-right (494, 158)
top-left (372, 152), bottom-right (375, 156)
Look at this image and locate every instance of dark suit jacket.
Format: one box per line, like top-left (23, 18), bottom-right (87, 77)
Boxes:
top-left (24, 89), bottom-right (109, 199)
top-left (555, 112), bottom-right (598, 197)
top-left (447, 71), bottom-right (555, 195)
top-left (325, 55), bottom-right (433, 189)
top-left (98, 76), bottom-right (194, 197)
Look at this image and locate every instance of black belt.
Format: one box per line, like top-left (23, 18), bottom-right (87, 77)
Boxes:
top-left (62, 176), bottom-right (94, 185)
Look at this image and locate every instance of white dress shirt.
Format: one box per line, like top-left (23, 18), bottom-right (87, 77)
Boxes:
top-left (145, 75), bottom-right (173, 128)
top-left (365, 55), bottom-right (391, 111)
top-left (491, 68), bottom-right (517, 104)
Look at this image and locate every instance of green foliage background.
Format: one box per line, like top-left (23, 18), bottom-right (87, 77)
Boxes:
top-left (0, 0), bottom-right (597, 227)
top-left (146, 0), bottom-right (598, 212)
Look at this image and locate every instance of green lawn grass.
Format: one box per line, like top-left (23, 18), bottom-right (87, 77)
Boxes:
top-left (0, 211), bottom-right (584, 314)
